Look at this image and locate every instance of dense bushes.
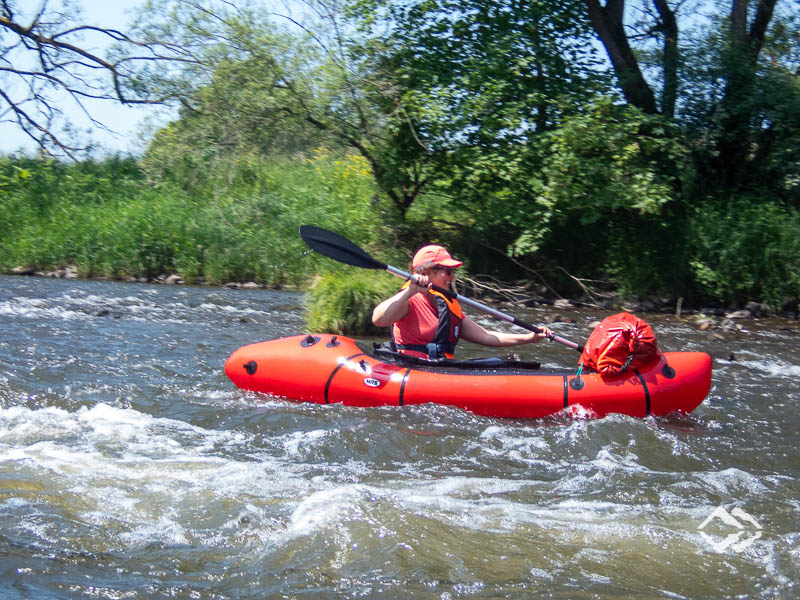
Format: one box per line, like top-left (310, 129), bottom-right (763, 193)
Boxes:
top-left (305, 271), bottom-right (399, 335)
top-left (0, 152), bottom-right (392, 287)
top-left (2, 149), bottom-right (799, 333)
top-left (688, 198), bottom-right (800, 308)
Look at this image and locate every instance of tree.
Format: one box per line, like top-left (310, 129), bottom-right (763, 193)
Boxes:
top-left (351, 0), bottom-right (608, 202)
top-left (583, 0), bottom-right (799, 197)
top-left (0, 0), bottom-right (194, 157)
top-left (132, 0), bottom-right (441, 217)
top-left (716, 0), bottom-right (780, 189)
top-left (584, 0), bottom-right (661, 113)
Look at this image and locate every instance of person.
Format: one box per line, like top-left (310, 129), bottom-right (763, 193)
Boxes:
top-left (371, 244), bottom-right (554, 359)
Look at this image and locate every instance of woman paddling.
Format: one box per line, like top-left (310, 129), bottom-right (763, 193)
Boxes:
top-left (372, 244), bottom-right (554, 359)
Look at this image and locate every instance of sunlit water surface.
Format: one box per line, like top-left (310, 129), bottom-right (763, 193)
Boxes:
top-left (1, 275), bottom-right (798, 599)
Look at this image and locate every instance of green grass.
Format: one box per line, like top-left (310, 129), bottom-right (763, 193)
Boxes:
top-left (2, 151), bottom-right (799, 333)
top-left (305, 271), bottom-right (400, 335)
top-left (0, 152), bottom-right (391, 287)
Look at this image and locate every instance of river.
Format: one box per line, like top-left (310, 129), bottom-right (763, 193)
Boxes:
top-left (0, 274), bottom-right (798, 599)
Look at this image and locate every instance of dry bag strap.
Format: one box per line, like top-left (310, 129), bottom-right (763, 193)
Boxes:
top-left (620, 353), bottom-right (635, 372)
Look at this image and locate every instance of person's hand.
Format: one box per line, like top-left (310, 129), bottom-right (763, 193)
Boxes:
top-left (535, 327), bottom-right (554, 341)
top-left (409, 274), bottom-right (430, 293)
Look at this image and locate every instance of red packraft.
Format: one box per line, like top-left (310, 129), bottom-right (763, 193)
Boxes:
top-left (580, 312), bottom-right (662, 377)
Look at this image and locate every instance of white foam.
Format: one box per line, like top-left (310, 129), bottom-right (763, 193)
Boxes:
top-left (281, 429), bottom-right (329, 457)
top-left (696, 467), bottom-right (769, 496)
top-left (287, 485), bottom-right (366, 535)
top-left (0, 296), bottom-right (91, 321)
top-left (738, 359), bottom-right (800, 379)
top-left (1, 404), bottom-right (279, 493)
top-left (0, 289), bottom-right (274, 326)
top-left (590, 447), bottom-right (648, 473)
top-left (1, 402), bottom-right (337, 550)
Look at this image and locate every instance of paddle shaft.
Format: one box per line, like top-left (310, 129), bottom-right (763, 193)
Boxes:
top-left (386, 265), bottom-right (583, 352)
top-left (299, 225), bottom-right (583, 353)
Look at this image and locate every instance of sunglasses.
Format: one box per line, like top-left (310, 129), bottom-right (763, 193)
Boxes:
top-left (432, 266), bottom-right (457, 275)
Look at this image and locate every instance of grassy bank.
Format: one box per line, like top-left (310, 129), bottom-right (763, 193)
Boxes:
top-left (2, 154), bottom-right (799, 335)
top-left (0, 152), bottom-right (395, 287)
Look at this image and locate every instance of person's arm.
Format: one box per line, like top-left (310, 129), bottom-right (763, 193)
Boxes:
top-left (460, 315), bottom-right (553, 347)
top-left (371, 276), bottom-right (430, 327)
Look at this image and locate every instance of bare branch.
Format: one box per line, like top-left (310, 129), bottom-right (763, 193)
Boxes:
top-left (0, 3), bottom-right (193, 157)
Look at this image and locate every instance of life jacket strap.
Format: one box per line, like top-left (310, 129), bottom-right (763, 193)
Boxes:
top-left (395, 342), bottom-right (455, 360)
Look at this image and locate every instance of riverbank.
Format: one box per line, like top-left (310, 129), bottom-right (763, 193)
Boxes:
top-left (8, 264), bottom-right (298, 290)
top-left (7, 264), bottom-right (799, 336)
top-left (4, 156), bottom-right (799, 321)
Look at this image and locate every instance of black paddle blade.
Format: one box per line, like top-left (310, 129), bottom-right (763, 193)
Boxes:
top-left (299, 225), bottom-right (387, 271)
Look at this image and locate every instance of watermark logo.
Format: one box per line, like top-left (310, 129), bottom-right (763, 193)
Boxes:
top-left (698, 506), bottom-right (763, 552)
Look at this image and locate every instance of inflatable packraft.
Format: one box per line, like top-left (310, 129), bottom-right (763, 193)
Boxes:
top-left (225, 334), bottom-right (712, 419)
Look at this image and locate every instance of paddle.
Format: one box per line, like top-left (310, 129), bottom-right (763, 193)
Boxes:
top-left (300, 225), bottom-right (583, 352)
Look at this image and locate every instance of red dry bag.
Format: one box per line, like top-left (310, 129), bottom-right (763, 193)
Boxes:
top-left (579, 312), bottom-right (662, 377)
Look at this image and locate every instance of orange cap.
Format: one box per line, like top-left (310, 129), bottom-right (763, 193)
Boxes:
top-left (412, 245), bottom-right (463, 270)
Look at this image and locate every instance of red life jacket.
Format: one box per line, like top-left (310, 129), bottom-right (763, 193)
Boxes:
top-left (391, 284), bottom-right (463, 359)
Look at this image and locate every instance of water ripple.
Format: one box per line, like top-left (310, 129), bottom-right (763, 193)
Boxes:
top-left (0, 276), bottom-right (798, 598)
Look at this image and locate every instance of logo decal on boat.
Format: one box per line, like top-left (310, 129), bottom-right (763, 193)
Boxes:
top-left (363, 377), bottom-right (381, 387)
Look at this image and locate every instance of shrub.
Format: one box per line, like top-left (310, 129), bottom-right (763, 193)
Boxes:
top-left (689, 197), bottom-right (800, 308)
top-left (305, 271), bottom-right (400, 335)
top-left (0, 151), bottom-right (391, 286)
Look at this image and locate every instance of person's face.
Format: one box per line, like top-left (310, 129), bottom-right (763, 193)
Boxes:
top-left (428, 265), bottom-right (457, 285)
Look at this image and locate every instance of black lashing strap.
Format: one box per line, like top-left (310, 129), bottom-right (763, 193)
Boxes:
top-left (324, 352), bottom-right (365, 404)
top-left (398, 369), bottom-right (411, 406)
top-left (634, 369), bottom-right (651, 416)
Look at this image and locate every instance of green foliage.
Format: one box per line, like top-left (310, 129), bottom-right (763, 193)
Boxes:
top-left (481, 98), bottom-right (693, 297)
top-left (349, 0), bottom-right (609, 216)
top-left (676, 4), bottom-right (800, 199)
top-left (355, 0), bottom-right (604, 142)
top-left (689, 198), bottom-right (800, 307)
top-left (0, 152), bottom-right (387, 286)
top-left (133, 0), bottom-right (432, 217)
top-left (535, 100), bottom-right (688, 224)
top-left (138, 18), bottom-right (340, 182)
top-left (305, 271), bottom-right (399, 335)
top-left (4, 1), bottom-right (800, 314)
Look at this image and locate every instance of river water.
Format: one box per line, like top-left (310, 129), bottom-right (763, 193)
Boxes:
top-left (0, 274), bottom-right (798, 599)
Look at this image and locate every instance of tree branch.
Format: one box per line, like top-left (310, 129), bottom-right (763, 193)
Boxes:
top-left (583, 0), bottom-right (659, 114)
top-left (0, 7), bottom-right (192, 156)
